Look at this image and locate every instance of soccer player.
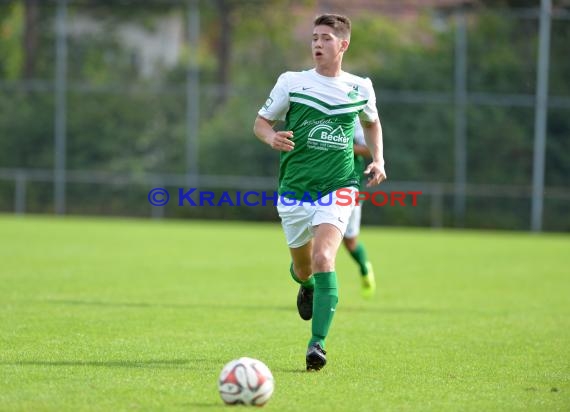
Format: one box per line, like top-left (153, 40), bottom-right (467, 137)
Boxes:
top-left (253, 14), bottom-right (386, 371)
top-left (343, 119), bottom-right (376, 298)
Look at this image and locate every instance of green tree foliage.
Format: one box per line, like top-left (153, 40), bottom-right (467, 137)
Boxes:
top-left (0, 91), bottom-right (53, 168)
top-left (0, 2), bottom-right (25, 79)
top-left (0, 1), bottom-right (567, 230)
top-left (349, 12), bottom-right (455, 91)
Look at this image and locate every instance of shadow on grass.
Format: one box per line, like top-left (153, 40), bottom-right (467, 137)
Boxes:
top-left (1, 358), bottom-right (216, 369)
top-left (184, 403), bottom-right (225, 408)
top-left (45, 299), bottom-right (434, 315)
top-left (340, 305), bottom-right (437, 315)
top-left (271, 368), bottom-right (307, 374)
top-left (45, 299), bottom-right (292, 313)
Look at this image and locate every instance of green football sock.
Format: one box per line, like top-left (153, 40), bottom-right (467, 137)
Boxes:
top-left (289, 262), bottom-right (314, 290)
top-left (349, 243), bottom-right (369, 276)
top-left (309, 271), bottom-right (338, 349)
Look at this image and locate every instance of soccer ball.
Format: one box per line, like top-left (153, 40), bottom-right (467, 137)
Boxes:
top-left (218, 357), bottom-right (274, 406)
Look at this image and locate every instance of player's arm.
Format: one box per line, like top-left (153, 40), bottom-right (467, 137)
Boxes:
top-left (361, 118), bottom-right (387, 186)
top-left (253, 115), bottom-right (295, 152)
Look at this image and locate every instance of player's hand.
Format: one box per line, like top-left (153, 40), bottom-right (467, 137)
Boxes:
top-left (267, 131), bottom-right (294, 152)
top-left (364, 162), bottom-right (387, 187)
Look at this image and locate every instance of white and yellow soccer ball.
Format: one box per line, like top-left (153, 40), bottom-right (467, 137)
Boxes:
top-left (218, 357), bottom-right (274, 406)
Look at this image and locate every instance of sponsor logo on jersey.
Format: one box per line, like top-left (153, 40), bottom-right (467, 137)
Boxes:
top-left (308, 124), bottom-right (349, 146)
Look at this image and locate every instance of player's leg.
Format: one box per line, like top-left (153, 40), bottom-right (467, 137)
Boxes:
top-left (305, 188), bottom-right (355, 371)
top-left (277, 199), bottom-right (315, 320)
top-left (344, 205), bottom-right (368, 274)
top-left (306, 223), bottom-right (343, 371)
top-left (290, 241), bottom-right (313, 281)
top-left (343, 205), bottom-right (376, 298)
top-left (289, 242), bottom-right (315, 321)
top-left (311, 223), bottom-right (344, 340)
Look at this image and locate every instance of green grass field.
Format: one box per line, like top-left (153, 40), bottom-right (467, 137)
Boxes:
top-left (1, 215), bottom-right (569, 411)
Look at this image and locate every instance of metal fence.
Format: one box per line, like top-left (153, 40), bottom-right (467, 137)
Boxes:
top-left (0, 0), bottom-right (569, 232)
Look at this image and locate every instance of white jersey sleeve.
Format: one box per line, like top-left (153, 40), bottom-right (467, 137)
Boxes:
top-left (358, 77), bottom-right (379, 123)
top-left (258, 72), bottom-right (291, 121)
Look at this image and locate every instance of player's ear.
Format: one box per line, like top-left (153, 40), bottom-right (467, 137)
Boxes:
top-left (340, 39), bottom-right (350, 52)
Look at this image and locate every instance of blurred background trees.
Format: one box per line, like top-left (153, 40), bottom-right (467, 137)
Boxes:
top-left (0, 0), bottom-right (568, 230)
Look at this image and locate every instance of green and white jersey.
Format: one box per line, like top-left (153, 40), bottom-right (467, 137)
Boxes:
top-left (258, 68), bottom-right (378, 201)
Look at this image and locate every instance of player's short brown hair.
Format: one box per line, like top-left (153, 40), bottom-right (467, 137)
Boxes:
top-left (313, 14), bottom-right (351, 39)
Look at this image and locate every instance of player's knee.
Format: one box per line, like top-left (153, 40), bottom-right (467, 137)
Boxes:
top-left (311, 250), bottom-right (335, 272)
top-left (295, 265), bottom-right (312, 281)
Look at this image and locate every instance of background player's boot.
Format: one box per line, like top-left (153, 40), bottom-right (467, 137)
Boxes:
top-left (297, 286), bottom-right (313, 320)
top-left (306, 342), bottom-right (327, 371)
top-left (361, 262), bottom-right (376, 298)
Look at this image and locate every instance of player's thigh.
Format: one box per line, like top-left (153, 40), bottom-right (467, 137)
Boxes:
top-left (311, 223), bottom-right (344, 272)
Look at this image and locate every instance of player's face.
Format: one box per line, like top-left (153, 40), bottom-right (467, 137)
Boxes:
top-left (312, 26), bottom-right (348, 65)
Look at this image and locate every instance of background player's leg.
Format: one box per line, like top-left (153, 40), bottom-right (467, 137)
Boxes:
top-left (343, 204), bottom-right (376, 298)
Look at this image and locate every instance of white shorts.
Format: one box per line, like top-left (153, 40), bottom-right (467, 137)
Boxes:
top-left (344, 204), bottom-right (362, 239)
top-left (277, 187), bottom-right (357, 248)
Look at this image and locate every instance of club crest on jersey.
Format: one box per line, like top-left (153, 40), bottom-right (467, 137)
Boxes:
top-left (347, 85), bottom-right (359, 100)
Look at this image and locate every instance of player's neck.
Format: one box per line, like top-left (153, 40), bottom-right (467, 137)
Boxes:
top-left (315, 63), bottom-right (342, 78)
